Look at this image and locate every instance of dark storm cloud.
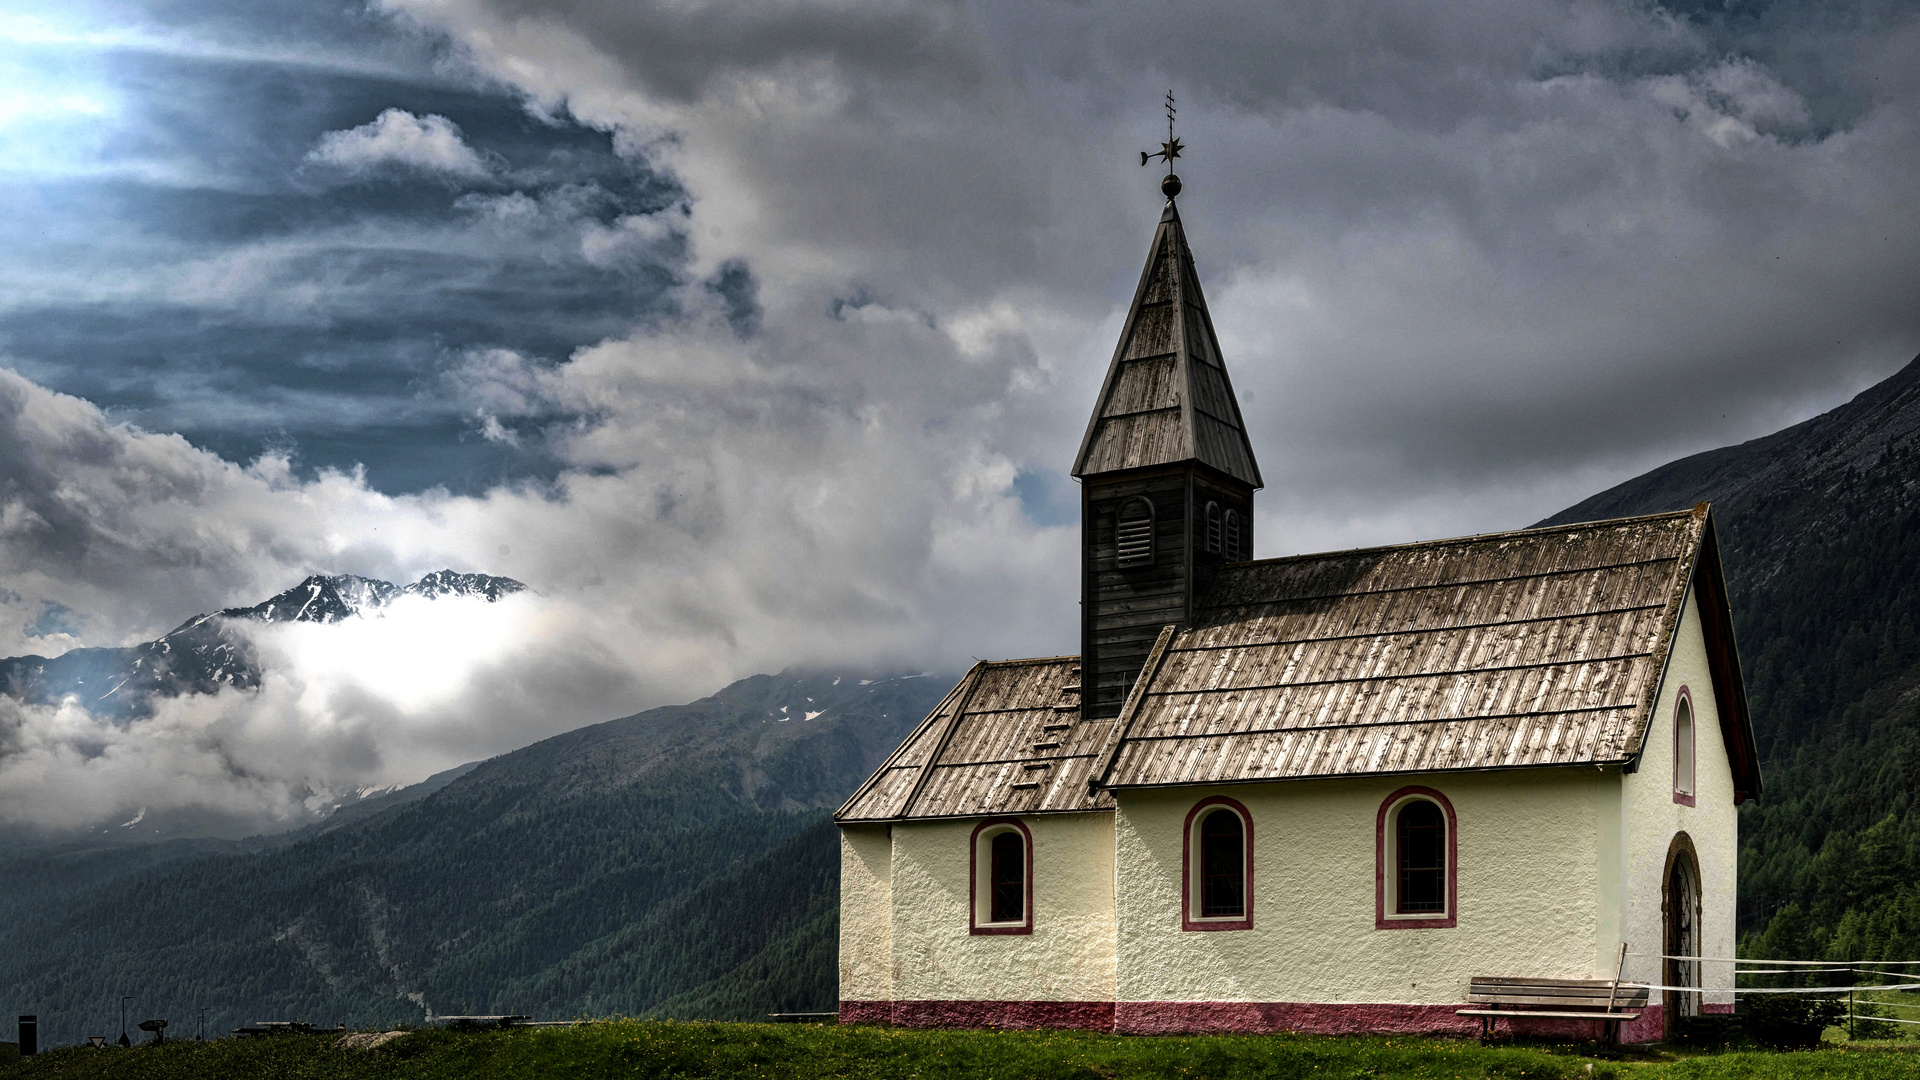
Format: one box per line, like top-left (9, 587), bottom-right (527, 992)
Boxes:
top-left (399, 0), bottom-right (1920, 549)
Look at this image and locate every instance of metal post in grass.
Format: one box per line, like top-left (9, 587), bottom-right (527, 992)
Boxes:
top-left (119, 997), bottom-right (132, 1047)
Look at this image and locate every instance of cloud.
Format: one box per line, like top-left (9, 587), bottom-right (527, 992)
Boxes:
top-left (0, 341), bottom-right (1076, 829)
top-left (378, 0), bottom-right (1920, 554)
top-left (307, 108), bottom-right (492, 179)
top-left (0, 592), bottom-right (651, 834)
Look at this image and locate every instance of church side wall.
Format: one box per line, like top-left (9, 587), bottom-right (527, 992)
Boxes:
top-left (838, 825), bottom-right (894, 1022)
top-left (1620, 587), bottom-right (1739, 1040)
top-left (881, 813), bottom-right (1117, 1027)
top-left (1111, 769), bottom-right (1617, 1035)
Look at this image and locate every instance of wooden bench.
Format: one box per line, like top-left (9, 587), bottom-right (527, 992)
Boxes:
top-left (1457, 977), bottom-right (1649, 1043)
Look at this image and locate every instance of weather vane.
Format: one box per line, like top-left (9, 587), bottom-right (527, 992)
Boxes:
top-left (1140, 90), bottom-right (1183, 198)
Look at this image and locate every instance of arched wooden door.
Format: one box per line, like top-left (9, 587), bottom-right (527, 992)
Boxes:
top-left (1664, 840), bottom-right (1702, 1035)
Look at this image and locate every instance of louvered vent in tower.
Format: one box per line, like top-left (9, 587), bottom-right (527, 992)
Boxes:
top-left (1224, 509), bottom-right (1242, 560)
top-left (1205, 501), bottom-right (1223, 554)
top-left (1116, 497), bottom-right (1156, 567)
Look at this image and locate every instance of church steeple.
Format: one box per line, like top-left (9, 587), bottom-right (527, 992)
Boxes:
top-left (1074, 173), bottom-right (1262, 722)
top-left (1071, 197), bottom-right (1261, 487)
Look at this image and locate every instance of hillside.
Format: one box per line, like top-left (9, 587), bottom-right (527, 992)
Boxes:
top-left (1539, 354), bottom-right (1920, 957)
top-left (0, 670), bottom-right (947, 1048)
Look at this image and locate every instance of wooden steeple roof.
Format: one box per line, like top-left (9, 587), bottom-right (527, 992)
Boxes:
top-left (1071, 198), bottom-right (1262, 487)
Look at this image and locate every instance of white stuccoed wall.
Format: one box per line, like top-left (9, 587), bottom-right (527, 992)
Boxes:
top-left (839, 589), bottom-right (1740, 1015)
top-left (839, 825), bottom-right (894, 1003)
top-left (886, 813), bottom-right (1118, 1002)
top-left (1114, 769), bottom-right (1621, 1005)
top-left (1622, 588), bottom-right (1739, 1006)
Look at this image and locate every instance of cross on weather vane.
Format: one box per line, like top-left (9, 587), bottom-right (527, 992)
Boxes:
top-left (1141, 90), bottom-right (1183, 199)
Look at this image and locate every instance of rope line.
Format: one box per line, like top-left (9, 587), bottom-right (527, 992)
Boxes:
top-left (1850, 1014), bottom-right (1920, 1028)
top-left (1627, 952), bottom-right (1920, 966)
top-left (1616, 981), bottom-right (1920, 994)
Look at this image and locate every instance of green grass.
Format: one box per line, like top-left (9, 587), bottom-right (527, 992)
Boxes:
top-left (5, 1021), bottom-right (1920, 1080)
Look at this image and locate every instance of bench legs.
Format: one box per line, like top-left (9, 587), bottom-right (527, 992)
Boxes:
top-left (1478, 1015), bottom-right (1620, 1047)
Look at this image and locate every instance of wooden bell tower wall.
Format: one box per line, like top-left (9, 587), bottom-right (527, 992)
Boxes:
top-left (1081, 465), bottom-right (1254, 721)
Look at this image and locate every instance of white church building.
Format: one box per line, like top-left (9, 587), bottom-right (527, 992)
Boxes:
top-left (835, 173), bottom-right (1762, 1042)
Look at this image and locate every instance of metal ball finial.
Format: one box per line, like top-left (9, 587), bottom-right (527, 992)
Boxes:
top-left (1161, 173), bottom-right (1182, 199)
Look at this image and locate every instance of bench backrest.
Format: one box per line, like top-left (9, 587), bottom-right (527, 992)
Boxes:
top-left (1468, 977), bottom-right (1651, 1009)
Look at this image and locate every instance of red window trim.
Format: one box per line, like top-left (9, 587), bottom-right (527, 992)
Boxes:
top-left (1375, 786), bottom-right (1457, 930)
top-left (1181, 796), bottom-right (1254, 931)
top-left (1673, 686), bottom-right (1697, 806)
top-left (969, 817), bottom-right (1033, 936)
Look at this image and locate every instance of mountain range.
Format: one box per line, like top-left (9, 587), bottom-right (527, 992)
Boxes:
top-left (0, 571), bottom-right (525, 722)
top-left (0, 669), bottom-right (946, 1047)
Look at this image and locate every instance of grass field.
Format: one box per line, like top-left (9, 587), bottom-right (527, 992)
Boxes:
top-left (3, 1021), bottom-right (1919, 1080)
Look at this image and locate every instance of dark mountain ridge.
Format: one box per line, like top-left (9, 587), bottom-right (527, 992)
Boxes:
top-left (1542, 354), bottom-right (1920, 955)
top-left (0, 668), bottom-right (948, 1048)
top-left (0, 571), bottom-right (526, 721)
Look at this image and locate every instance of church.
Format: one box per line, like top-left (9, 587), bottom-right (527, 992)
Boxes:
top-left (834, 167), bottom-right (1761, 1043)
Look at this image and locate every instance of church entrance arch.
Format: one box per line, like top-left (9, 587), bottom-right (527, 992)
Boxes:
top-left (1663, 833), bottom-right (1702, 1035)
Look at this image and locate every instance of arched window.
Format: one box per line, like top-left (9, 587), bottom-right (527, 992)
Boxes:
top-left (970, 819), bottom-right (1031, 934)
top-left (1201, 810), bottom-right (1244, 916)
top-left (1115, 497), bottom-right (1156, 568)
top-left (991, 832), bottom-right (1024, 922)
top-left (1396, 801), bottom-right (1445, 913)
top-left (1674, 692), bottom-right (1697, 805)
top-left (1182, 797), bottom-right (1253, 930)
top-left (1205, 501), bottom-right (1223, 554)
top-left (1223, 509), bottom-right (1243, 561)
top-left (1376, 787), bottom-right (1457, 929)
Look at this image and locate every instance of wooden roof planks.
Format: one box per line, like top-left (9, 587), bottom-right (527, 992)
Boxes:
top-left (1096, 507), bottom-right (1758, 794)
top-left (836, 656), bottom-right (1118, 822)
top-left (837, 506), bottom-right (1760, 824)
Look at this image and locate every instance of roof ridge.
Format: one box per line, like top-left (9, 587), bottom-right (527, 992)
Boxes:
top-left (975, 654), bottom-right (1080, 668)
top-left (1227, 507), bottom-right (1704, 571)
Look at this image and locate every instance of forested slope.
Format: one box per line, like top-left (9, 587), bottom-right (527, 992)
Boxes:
top-left (0, 671), bottom-right (946, 1048)
top-left (1538, 354), bottom-right (1920, 961)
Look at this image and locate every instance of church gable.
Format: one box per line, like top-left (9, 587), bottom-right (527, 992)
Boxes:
top-left (1092, 506), bottom-right (1760, 793)
top-left (837, 657), bottom-right (1116, 822)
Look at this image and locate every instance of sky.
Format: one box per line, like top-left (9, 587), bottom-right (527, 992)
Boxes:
top-left (2, 0), bottom-right (1917, 833)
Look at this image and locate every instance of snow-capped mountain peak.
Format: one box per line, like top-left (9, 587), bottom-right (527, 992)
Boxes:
top-left (401, 570), bottom-right (527, 602)
top-left (0, 570), bottom-right (529, 720)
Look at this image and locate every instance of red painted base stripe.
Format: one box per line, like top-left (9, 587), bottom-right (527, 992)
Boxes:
top-left (842, 999), bottom-right (1730, 1043)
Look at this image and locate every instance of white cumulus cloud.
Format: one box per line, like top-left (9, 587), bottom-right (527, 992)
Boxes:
top-left (306, 107), bottom-right (491, 179)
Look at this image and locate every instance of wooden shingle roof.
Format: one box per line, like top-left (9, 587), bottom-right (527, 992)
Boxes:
top-left (1071, 199), bottom-right (1261, 487)
top-left (839, 507), bottom-right (1760, 824)
top-left (1090, 506), bottom-right (1760, 799)
top-left (835, 657), bottom-right (1116, 822)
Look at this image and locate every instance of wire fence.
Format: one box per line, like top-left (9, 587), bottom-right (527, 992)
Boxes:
top-left (1621, 953), bottom-right (1920, 1032)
